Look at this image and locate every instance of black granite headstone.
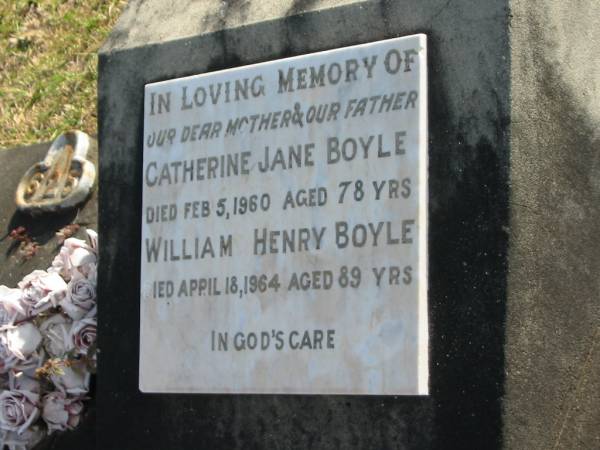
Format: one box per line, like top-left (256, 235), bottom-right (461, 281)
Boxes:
top-left (97, 0), bottom-right (600, 448)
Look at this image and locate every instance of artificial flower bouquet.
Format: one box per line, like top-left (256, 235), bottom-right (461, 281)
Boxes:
top-left (0, 229), bottom-right (97, 449)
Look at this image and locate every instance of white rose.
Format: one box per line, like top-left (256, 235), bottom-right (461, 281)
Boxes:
top-left (18, 270), bottom-right (67, 316)
top-left (0, 328), bottom-right (43, 375)
top-left (60, 276), bottom-right (96, 320)
top-left (48, 236), bottom-right (97, 283)
top-left (47, 246), bottom-right (71, 280)
top-left (39, 315), bottom-right (72, 358)
top-left (66, 238), bottom-right (97, 282)
top-left (50, 365), bottom-right (90, 396)
top-left (63, 237), bottom-right (94, 255)
top-left (0, 390), bottom-right (40, 434)
top-left (5, 323), bottom-right (42, 360)
top-left (41, 391), bottom-right (84, 434)
top-left (69, 247), bottom-right (96, 269)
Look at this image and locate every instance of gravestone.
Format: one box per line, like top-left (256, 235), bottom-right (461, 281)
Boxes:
top-left (98, 0), bottom-right (600, 448)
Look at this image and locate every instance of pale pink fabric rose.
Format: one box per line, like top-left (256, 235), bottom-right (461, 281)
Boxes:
top-left (17, 270), bottom-right (67, 316)
top-left (0, 320), bottom-right (46, 375)
top-left (60, 276), bottom-right (96, 320)
top-left (64, 237), bottom-right (95, 258)
top-left (47, 246), bottom-right (72, 281)
top-left (41, 392), bottom-right (84, 434)
top-left (11, 350), bottom-right (43, 376)
top-left (70, 318), bottom-right (96, 357)
top-left (0, 287), bottom-right (25, 328)
top-left (50, 366), bottom-right (90, 396)
top-left (49, 237), bottom-right (97, 283)
top-left (3, 424), bottom-right (45, 450)
top-left (8, 372), bottom-right (39, 394)
top-left (0, 324), bottom-right (43, 378)
top-left (82, 262), bottom-right (97, 286)
top-left (39, 315), bottom-right (72, 358)
top-left (5, 323), bottom-right (42, 360)
top-left (0, 390), bottom-right (40, 434)
top-left (69, 247), bottom-right (96, 274)
top-left (0, 335), bottom-right (18, 374)
top-left (0, 304), bottom-right (16, 330)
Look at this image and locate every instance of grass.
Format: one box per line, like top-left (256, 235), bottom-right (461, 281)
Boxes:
top-left (0, 0), bottom-right (126, 149)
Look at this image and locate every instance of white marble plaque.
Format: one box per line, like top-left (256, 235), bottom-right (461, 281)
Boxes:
top-left (140, 34), bottom-right (428, 395)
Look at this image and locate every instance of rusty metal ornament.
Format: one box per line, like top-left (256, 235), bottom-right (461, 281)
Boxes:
top-left (15, 131), bottom-right (96, 214)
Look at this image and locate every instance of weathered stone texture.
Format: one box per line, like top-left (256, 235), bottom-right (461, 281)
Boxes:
top-left (504, 1), bottom-right (600, 449)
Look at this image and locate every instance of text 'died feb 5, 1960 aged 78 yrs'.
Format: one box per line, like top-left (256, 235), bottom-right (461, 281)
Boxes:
top-left (139, 34), bottom-right (429, 395)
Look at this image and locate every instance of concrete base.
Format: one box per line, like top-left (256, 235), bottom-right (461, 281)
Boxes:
top-left (504, 1), bottom-right (600, 448)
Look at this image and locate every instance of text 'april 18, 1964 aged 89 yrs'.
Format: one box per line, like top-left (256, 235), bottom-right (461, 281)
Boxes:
top-left (139, 34), bottom-right (429, 395)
